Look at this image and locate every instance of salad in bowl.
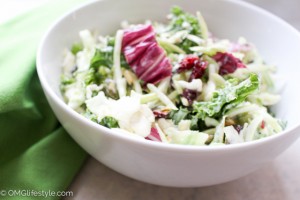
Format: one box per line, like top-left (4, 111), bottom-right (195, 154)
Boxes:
top-left (60, 6), bottom-right (284, 146)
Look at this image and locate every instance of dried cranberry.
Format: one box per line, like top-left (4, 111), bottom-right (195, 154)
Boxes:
top-left (261, 120), bottom-right (265, 129)
top-left (153, 110), bottom-right (168, 119)
top-left (182, 89), bottom-right (198, 105)
top-left (213, 52), bottom-right (246, 75)
top-left (189, 60), bottom-right (208, 81)
top-left (177, 55), bottom-right (208, 81)
top-left (177, 55), bottom-right (200, 73)
top-left (176, 55), bottom-right (207, 105)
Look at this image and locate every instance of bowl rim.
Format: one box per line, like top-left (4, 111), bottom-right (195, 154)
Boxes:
top-left (37, 0), bottom-right (300, 153)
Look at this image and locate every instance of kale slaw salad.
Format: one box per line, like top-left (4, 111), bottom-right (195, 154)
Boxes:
top-left (61, 6), bottom-right (285, 146)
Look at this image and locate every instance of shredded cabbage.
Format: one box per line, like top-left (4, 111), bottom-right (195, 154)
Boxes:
top-left (60, 6), bottom-right (285, 146)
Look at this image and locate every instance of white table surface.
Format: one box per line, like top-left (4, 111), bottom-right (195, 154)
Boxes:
top-left (2, 1), bottom-right (300, 200)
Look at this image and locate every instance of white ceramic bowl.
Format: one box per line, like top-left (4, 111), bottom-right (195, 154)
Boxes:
top-left (37, 0), bottom-right (300, 187)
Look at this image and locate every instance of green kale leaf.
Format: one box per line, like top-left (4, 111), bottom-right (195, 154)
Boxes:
top-left (99, 116), bottom-right (120, 128)
top-left (193, 73), bottom-right (259, 120)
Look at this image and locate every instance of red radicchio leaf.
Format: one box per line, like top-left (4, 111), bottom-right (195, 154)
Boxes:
top-left (122, 24), bottom-right (172, 84)
top-left (123, 42), bottom-right (150, 65)
top-left (145, 127), bottom-right (162, 142)
top-left (122, 25), bottom-right (156, 48)
top-left (213, 52), bottom-right (246, 75)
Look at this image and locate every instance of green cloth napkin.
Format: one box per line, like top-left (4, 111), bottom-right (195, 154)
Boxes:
top-left (0, 0), bottom-right (88, 199)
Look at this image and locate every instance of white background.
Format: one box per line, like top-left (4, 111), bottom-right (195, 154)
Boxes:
top-left (0, 0), bottom-right (49, 23)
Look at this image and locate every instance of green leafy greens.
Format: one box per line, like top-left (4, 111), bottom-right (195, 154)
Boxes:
top-left (169, 6), bottom-right (201, 36)
top-left (90, 48), bottom-right (114, 69)
top-left (87, 37), bottom-right (130, 86)
top-left (168, 108), bottom-right (190, 125)
top-left (71, 43), bottom-right (83, 55)
top-left (168, 108), bottom-right (207, 131)
top-left (193, 74), bottom-right (259, 120)
top-left (99, 116), bottom-right (120, 128)
top-left (90, 37), bottom-right (129, 69)
top-left (166, 6), bottom-right (202, 53)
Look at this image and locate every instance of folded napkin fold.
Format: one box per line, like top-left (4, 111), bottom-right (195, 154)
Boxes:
top-left (0, 0), bottom-right (88, 199)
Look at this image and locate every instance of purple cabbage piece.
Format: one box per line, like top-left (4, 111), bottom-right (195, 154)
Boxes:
top-left (122, 24), bottom-right (172, 84)
top-left (123, 42), bottom-right (150, 65)
top-left (145, 127), bottom-right (162, 142)
top-left (144, 57), bottom-right (172, 84)
top-left (122, 25), bottom-right (156, 47)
